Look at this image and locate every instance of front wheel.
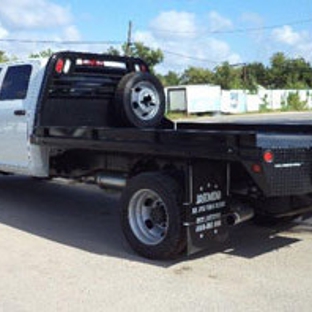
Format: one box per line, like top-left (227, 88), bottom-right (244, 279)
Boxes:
top-left (121, 172), bottom-right (186, 260)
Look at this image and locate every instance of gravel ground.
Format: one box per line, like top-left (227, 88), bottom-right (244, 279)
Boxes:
top-left (0, 176), bottom-right (311, 312)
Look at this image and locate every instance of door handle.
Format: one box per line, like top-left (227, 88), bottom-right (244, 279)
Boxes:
top-left (14, 109), bottom-right (26, 116)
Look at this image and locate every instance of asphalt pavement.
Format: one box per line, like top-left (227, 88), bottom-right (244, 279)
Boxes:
top-left (179, 111), bottom-right (312, 124)
top-left (0, 176), bottom-right (311, 312)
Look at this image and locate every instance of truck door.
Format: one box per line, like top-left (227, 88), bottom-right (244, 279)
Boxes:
top-left (0, 64), bottom-right (32, 169)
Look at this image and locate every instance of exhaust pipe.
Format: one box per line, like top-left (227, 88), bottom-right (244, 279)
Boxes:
top-left (96, 174), bottom-right (127, 190)
top-left (226, 203), bottom-right (254, 226)
top-left (83, 173), bottom-right (127, 190)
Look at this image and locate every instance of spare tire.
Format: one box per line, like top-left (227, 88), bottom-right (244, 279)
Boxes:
top-left (114, 72), bottom-right (166, 128)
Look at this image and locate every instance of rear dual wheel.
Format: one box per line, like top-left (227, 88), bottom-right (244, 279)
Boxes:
top-left (121, 172), bottom-right (186, 260)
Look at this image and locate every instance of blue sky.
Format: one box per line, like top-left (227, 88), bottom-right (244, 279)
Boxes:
top-left (0, 0), bottom-right (311, 72)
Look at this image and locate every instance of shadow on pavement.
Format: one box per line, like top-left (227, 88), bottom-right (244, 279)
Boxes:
top-left (0, 176), bottom-right (310, 267)
top-left (188, 223), bottom-right (300, 262)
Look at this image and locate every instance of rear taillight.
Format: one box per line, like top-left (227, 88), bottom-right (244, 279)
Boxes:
top-left (263, 150), bottom-right (274, 163)
top-left (55, 58), bottom-right (64, 73)
top-left (55, 58), bottom-right (71, 74)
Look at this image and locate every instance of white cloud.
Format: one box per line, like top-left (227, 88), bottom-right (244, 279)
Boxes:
top-left (297, 42), bottom-right (312, 62)
top-left (240, 12), bottom-right (264, 27)
top-left (134, 10), bottom-right (241, 73)
top-left (133, 31), bottom-right (159, 49)
top-left (0, 0), bottom-right (72, 30)
top-left (207, 11), bottom-right (233, 32)
top-left (63, 26), bottom-right (81, 41)
top-left (272, 26), bottom-right (302, 45)
top-left (150, 11), bottom-right (197, 39)
top-left (0, 0), bottom-right (81, 58)
top-left (0, 23), bottom-right (8, 38)
top-left (271, 26), bottom-right (312, 62)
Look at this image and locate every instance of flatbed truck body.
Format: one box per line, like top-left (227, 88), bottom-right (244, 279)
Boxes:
top-left (0, 51), bottom-right (312, 259)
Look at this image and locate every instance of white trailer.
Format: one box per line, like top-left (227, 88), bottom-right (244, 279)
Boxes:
top-left (165, 85), bottom-right (221, 114)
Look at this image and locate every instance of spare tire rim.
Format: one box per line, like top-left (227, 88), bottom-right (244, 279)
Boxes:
top-left (131, 82), bottom-right (161, 121)
top-left (128, 189), bottom-right (169, 245)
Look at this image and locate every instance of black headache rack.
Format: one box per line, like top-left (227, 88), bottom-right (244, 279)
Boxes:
top-left (35, 51), bottom-right (149, 128)
top-left (33, 119), bottom-right (312, 198)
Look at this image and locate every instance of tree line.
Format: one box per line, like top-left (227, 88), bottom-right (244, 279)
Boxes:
top-left (159, 53), bottom-right (312, 91)
top-left (0, 43), bottom-right (311, 91)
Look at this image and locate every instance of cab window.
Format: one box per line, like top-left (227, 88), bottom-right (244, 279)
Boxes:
top-left (0, 65), bottom-right (32, 100)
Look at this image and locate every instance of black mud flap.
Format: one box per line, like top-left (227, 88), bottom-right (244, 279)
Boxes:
top-left (184, 161), bottom-right (230, 255)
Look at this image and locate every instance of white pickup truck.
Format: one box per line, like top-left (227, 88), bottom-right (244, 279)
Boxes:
top-left (1, 51), bottom-right (312, 260)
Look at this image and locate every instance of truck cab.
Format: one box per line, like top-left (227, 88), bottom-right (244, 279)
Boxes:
top-left (0, 59), bottom-right (48, 175)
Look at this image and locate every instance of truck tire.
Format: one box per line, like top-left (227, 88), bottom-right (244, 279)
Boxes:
top-left (114, 72), bottom-right (165, 128)
top-left (121, 172), bottom-right (186, 259)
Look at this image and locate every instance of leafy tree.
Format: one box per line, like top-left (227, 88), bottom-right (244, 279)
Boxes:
top-left (266, 53), bottom-right (312, 89)
top-left (158, 71), bottom-right (181, 86)
top-left (121, 42), bottom-right (164, 73)
top-left (245, 62), bottom-right (268, 91)
top-left (268, 52), bottom-right (287, 87)
top-left (0, 51), bottom-right (10, 63)
top-left (285, 58), bottom-right (311, 89)
top-left (301, 62), bottom-right (312, 88)
top-left (29, 49), bottom-right (54, 58)
top-left (106, 46), bottom-right (121, 56)
top-left (213, 62), bottom-right (243, 90)
top-left (180, 67), bottom-right (214, 85)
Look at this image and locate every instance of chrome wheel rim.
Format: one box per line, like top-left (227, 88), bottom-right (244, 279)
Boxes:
top-left (130, 82), bottom-right (161, 121)
top-left (128, 189), bottom-right (169, 245)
